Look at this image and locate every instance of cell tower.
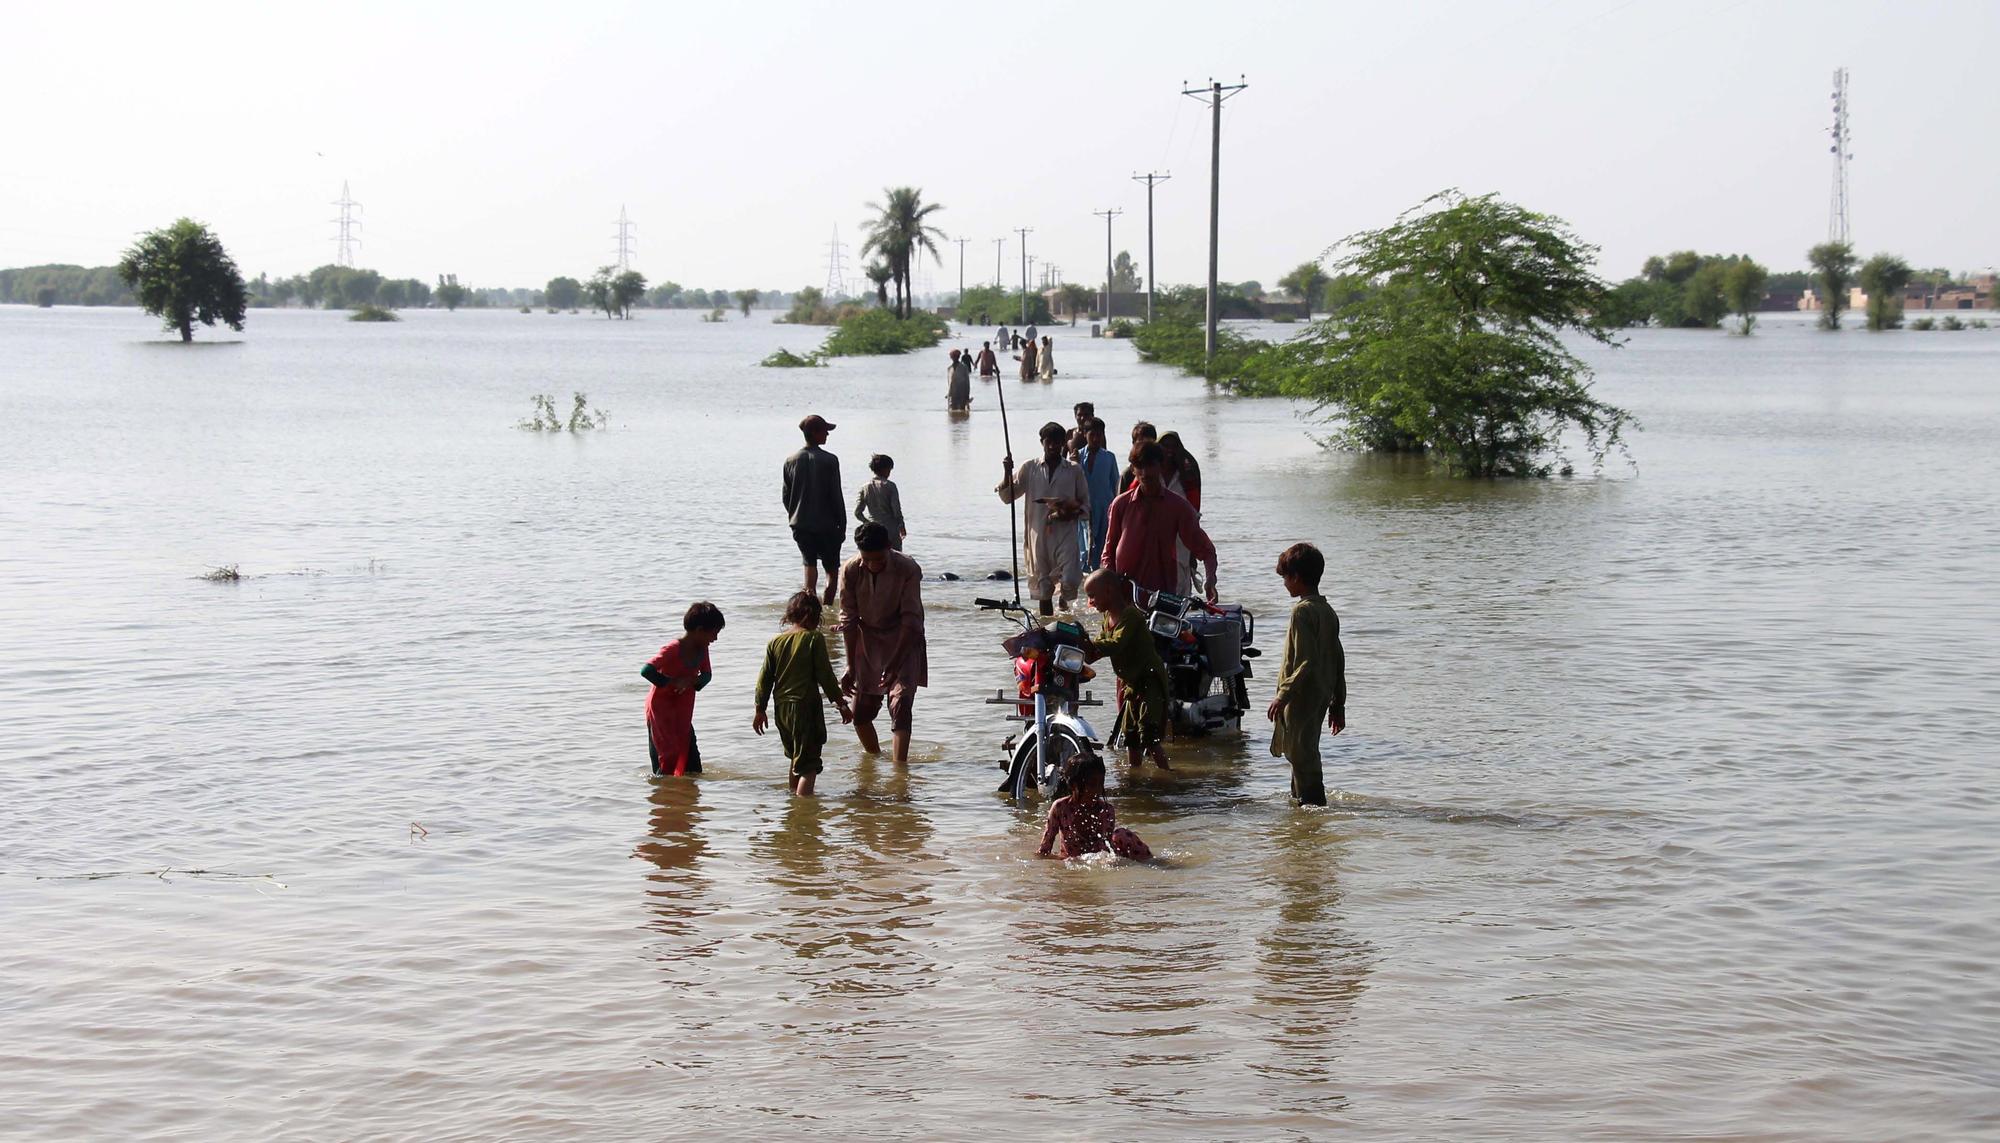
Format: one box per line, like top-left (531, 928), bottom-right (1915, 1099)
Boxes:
top-left (1827, 68), bottom-right (1852, 244)
top-left (613, 206), bottom-right (637, 272)
top-left (824, 225), bottom-right (850, 297)
top-left (331, 181), bottom-right (362, 267)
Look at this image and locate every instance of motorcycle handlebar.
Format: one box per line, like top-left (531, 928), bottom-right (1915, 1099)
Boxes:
top-left (973, 597), bottom-right (1023, 611)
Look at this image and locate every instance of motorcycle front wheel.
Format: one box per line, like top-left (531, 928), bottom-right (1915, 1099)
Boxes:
top-left (1012, 723), bottom-right (1093, 802)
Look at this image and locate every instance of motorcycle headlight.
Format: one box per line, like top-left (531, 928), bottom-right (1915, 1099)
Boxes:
top-left (1052, 645), bottom-right (1086, 674)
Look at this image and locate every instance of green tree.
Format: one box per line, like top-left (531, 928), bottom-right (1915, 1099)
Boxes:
top-left (1857, 254), bottom-right (1913, 331)
top-left (1808, 242), bottom-right (1857, 330)
top-left (734, 288), bottom-right (760, 317)
top-left (1278, 261), bottom-right (1330, 314)
top-left (1059, 282), bottom-right (1093, 324)
top-left (648, 281), bottom-right (683, 308)
top-left (436, 274), bottom-right (467, 311)
top-left (1721, 258), bottom-right (1769, 334)
top-left (1681, 261), bottom-right (1729, 329)
top-left (1279, 190), bottom-right (1633, 476)
top-left (586, 266), bottom-right (615, 317)
top-left (861, 186), bottom-right (946, 318)
top-left (612, 270), bottom-right (648, 319)
top-left (1112, 251), bottom-right (1141, 292)
top-left (546, 276), bottom-right (583, 310)
top-left (403, 278), bottom-right (431, 308)
top-left (116, 218), bottom-right (248, 342)
top-left (863, 261), bottom-right (893, 309)
top-left (34, 286), bottom-right (57, 307)
top-left (376, 279), bottom-right (408, 309)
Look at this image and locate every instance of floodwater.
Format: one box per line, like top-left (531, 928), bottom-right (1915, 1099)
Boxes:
top-left (2, 305), bottom-right (1996, 1140)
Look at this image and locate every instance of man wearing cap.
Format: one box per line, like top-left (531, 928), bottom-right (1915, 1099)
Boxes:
top-left (783, 415), bottom-right (845, 605)
top-left (839, 522), bottom-right (928, 764)
top-left (997, 421), bottom-right (1090, 615)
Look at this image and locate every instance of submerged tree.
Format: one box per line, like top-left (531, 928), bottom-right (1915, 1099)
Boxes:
top-left (1279, 190), bottom-right (1633, 477)
top-left (861, 186), bottom-right (945, 318)
top-left (612, 270), bottom-right (648, 319)
top-left (1721, 258), bottom-right (1769, 334)
top-left (436, 274), bottom-right (467, 311)
top-left (545, 276), bottom-right (583, 310)
top-left (734, 288), bottom-right (760, 317)
top-left (116, 218), bottom-right (248, 342)
top-left (1278, 261), bottom-right (1330, 315)
top-left (1857, 254), bottom-right (1913, 331)
top-left (1112, 250), bottom-right (1142, 293)
top-left (1808, 242), bottom-right (1857, 330)
top-left (863, 260), bottom-right (892, 309)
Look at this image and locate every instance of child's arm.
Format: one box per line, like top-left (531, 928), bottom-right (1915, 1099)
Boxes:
top-left (1036, 799), bottom-right (1064, 857)
top-left (753, 644), bottom-right (776, 732)
top-left (811, 633), bottom-right (853, 723)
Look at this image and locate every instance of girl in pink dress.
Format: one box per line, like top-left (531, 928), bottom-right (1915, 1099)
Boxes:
top-left (1036, 755), bottom-right (1152, 861)
top-left (642, 602), bottom-right (725, 777)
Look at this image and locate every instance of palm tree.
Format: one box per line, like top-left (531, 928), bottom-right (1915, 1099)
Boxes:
top-left (864, 261), bottom-right (893, 309)
top-left (861, 187), bottom-right (946, 319)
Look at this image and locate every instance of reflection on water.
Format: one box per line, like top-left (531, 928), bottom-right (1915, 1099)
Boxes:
top-left (1251, 813), bottom-right (1368, 1115)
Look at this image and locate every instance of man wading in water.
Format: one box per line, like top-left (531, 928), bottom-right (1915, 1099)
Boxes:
top-left (838, 522), bottom-right (928, 764)
top-left (782, 414), bottom-right (844, 605)
top-left (997, 421), bottom-right (1089, 616)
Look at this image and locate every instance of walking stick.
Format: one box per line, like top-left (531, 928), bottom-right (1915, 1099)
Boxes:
top-left (993, 364), bottom-right (1022, 607)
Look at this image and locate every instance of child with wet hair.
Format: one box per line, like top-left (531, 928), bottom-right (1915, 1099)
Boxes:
top-left (753, 592), bottom-right (852, 796)
top-left (642, 602), bottom-right (725, 777)
top-left (1036, 754), bottom-right (1152, 860)
top-left (1081, 567), bottom-right (1172, 770)
top-left (853, 454), bottom-right (908, 551)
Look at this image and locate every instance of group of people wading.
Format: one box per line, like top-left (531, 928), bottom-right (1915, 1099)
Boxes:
top-left (946, 321), bottom-right (1055, 412)
top-left (640, 371), bottom-right (1349, 856)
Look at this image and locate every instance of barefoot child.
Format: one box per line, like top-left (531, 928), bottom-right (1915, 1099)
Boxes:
top-left (753, 592), bottom-right (853, 796)
top-left (642, 602), bottom-right (725, 777)
top-left (1037, 755), bottom-right (1152, 860)
top-left (1266, 543), bottom-right (1347, 807)
top-left (1080, 567), bottom-right (1172, 770)
top-left (853, 454), bottom-right (908, 551)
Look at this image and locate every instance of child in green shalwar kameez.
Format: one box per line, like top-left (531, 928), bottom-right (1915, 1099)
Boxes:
top-left (1266, 543), bottom-right (1347, 806)
top-left (753, 592), bottom-right (852, 796)
top-left (1082, 568), bottom-right (1173, 770)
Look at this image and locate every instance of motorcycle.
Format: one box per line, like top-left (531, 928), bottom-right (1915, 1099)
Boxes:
top-left (1118, 587), bottom-right (1259, 741)
top-left (975, 597), bottom-right (1105, 802)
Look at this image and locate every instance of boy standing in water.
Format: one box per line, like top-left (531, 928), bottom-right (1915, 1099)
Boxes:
top-left (1266, 543), bottom-right (1347, 806)
top-left (853, 453), bottom-right (908, 551)
top-left (642, 602), bottom-right (726, 777)
top-left (1081, 568), bottom-right (1172, 770)
top-left (753, 592), bottom-right (852, 796)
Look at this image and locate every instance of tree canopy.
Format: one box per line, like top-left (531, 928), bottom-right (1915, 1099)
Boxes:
top-left (1808, 242), bottom-right (1857, 330)
top-left (117, 219), bottom-right (248, 342)
top-left (1278, 261), bottom-right (1330, 314)
top-left (861, 187), bottom-right (945, 319)
top-left (1857, 254), bottom-right (1912, 331)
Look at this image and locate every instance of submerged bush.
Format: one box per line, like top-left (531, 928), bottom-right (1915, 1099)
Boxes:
top-left (1106, 318), bottom-right (1137, 339)
top-left (1941, 315), bottom-right (1966, 331)
top-left (761, 347), bottom-right (827, 368)
top-left (348, 303), bottom-right (399, 322)
top-left (518, 392), bottom-right (609, 432)
top-left (1910, 317), bottom-right (1936, 330)
top-left (819, 308), bottom-right (948, 357)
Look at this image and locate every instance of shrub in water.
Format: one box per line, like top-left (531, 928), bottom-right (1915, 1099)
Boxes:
top-left (348, 303), bottom-right (400, 322)
top-left (818, 308), bottom-right (948, 357)
top-left (761, 347), bottom-right (827, 368)
top-left (518, 392), bottom-right (608, 432)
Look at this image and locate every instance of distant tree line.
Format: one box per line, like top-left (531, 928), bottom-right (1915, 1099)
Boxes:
top-left (0, 265), bottom-right (135, 307)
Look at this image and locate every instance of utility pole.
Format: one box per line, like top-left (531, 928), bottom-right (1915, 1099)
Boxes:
top-left (824, 225), bottom-right (849, 297)
top-left (1094, 208), bottom-right (1123, 322)
top-left (1827, 67), bottom-right (1853, 244)
top-left (330, 181), bottom-right (362, 268)
top-left (1131, 171), bottom-right (1171, 322)
top-left (1183, 76), bottom-right (1247, 360)
top-left (613, 205), bottom-right (637, 273)
top-left (954, 237), bottom-right (970, 301)
top-left (993, 237), bottom-right (1007, 288)
top-left (1014, 227), bottom-right (1033, 323)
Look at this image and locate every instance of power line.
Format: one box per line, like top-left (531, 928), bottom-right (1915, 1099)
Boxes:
top-left (330, 181), bottom-right (362, 267)
top-left (1182, 76), bottom-right (1247, 360)
top-left (954, 237), bottom-right (970, 300)
top-left (1014, 227), bottom-right (1033, 323)
top-left (1131, 171), bottom-right (1171, 322)
top-left (1093, 208), bottom-right (1123, 321)
top-left (993, 237), bottom-right (1007, 288)
top-left (613, 205), bottom-right (636, 273)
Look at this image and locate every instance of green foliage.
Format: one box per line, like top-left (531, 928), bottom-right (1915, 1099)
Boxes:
top-left (1809, 242), bottom-right (1857, 330)
top-left (586, 266), bottom-right (648, 319)
top-left (1276, 190), bottom-right (1633, 477)
top-left (734, 288), bottom-right (760, 317)
top-left (701, 307), bottom-right (726, 323)
top-left (1599, 277), bottom-right (1656, 327)
top-left (955, 283), bottom-right (1051, 325)
top-left (1909, 316), bottom-right (1936, 331)
top-left (1057, 283), bottom-right (1093, 323)
top-left (818, 308), bottom-right (947, 357)
top-left (1857, 253), bottom-right (1912, 330)
top-left (1106, 318), bottom-right (1137, 338)
top-left (375, 279), bottom-right (408, 309)
top-left (34, 286), bottom-right (56, 307)
top-left (518, 392), bottom-right (608, 432)
top-left (1940, 314), bottom-right (1966, 331)
top-left (1628, 250), bottom-right (1764, 328)
top-left (863, 260), bottom-right (893, 308)
top-left (546, 276), bottom-right (583, 310)
top-left (1277, 261), bottom-right (1330, 314)
top-left (0, 265), bottom-right (134, 306)
top-left (117, 218), bottom-right (249, 342)
top-left (348, 303), bottom-right (399, 322)
top-left (436, 274), bottom-right (467, 311)
top-left (860, 186), bottom-right (946, 318)
top-left (1112, 251), bottom-right (1141, 292)
top-left (761, 347), bottom-right (828, 368)
top-left (1722, 259), bottom-right (1770, 334)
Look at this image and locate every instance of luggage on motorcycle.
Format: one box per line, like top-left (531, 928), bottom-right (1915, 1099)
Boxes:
top-left (1187, 610), bottom-right (1244, 676)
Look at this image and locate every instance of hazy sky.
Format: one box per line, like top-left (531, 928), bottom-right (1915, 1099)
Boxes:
top-left (4, 1), bottom-right (1994, 291)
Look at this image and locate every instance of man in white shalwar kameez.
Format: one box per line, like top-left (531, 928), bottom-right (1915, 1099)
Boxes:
top-left (997, 421), bottom-right (1091, 615)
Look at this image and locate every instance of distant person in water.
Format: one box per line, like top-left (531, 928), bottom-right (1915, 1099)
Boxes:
top-left (997, 421), bottom-right (1090, 615)
top-left (947, 347), bottom-right (974, 411)
top-left (976, 340), bottom-right (1001, 379)
top-left (1025, 320), bottom-right (1039, 348)
top-left (853, 453), bottom-right (907, 551)
top-left (996, 325), bottom-right (1010, 353)
top-left (782, 414), bottom-right (844, 604)
top-left (1016, 335), bottom-right (1038, 382)
top-left (1038, 754), bottom-right (1152, 860)
top-left (754, 592), bottom-right (852, 797)
top-left (1266, 543), bottom-right (1347, 807)
top-left (642, 602), bottom-right (725, 777)
top-left (839, 522), bottom-right (928, 764)
top-left (1038, 335), bottom-right (1056, 382)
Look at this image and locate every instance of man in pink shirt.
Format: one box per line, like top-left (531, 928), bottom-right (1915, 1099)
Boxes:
top-left (1102, 442), bottom-right (1219, 602)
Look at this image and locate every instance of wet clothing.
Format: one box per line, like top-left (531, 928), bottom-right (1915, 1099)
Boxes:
top-left (996, 456), bottom-right (1089, 605)
top-left (1102, 485), bottom-right (1217, 597)
top-left (1077, 446), bottom-right (1119, 569)
top-left (1038, 794), bottom-right (1151, 860)
top-left (783, 444), bottom-right (844, 570)
top-left (643, 639), bottom-right (711, 777)
top-left (1271, 594), bottom-right (1347, 807)
top-left (976, 347), bottom-right (1000, 378)
top-left (1097, 605), bottom-right (1169, 749)
top-left (755, 628), bottom-right (843, 780)
top-left (854, 478), bottom-right (906, 551)
top-left (1017, 340), bottom-right (1038, 382)
top-left (838, 549), bottom-right (928, 727)
top-left (1037, 342), bottom-right (1055, 381)
top-left (948, 357), bottom-right (974, 409)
